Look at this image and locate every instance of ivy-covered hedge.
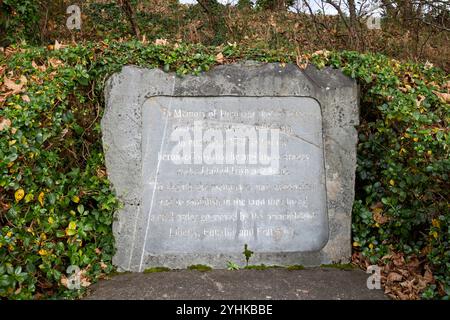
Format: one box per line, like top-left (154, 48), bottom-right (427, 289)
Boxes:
top-left (0, 41), bottom-right (448, 299)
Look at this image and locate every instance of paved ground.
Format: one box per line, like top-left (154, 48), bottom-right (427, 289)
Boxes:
top-left (85, 268), bottom-right (387, 300)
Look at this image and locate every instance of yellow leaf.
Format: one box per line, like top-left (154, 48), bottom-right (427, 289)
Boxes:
top-left (38, 249), bottom-right (48, 256)
top-left (369, 243), bottom-right (374, 249)
top-left (353, 241), bottom-right (360, 247)
top-left (25, 193), bottom-right (34, 203)
top-left (389, 179), bottom-right (395, 186)
top-left (432, 219), bottom-right (440, 228)
top-left (68, 221), bottom-right (77, 230)
top-left (38, 192), bottom-right (45, 206)
top-left (15, 189), bottom-right (25, 202)
top-left (413, 137), bottom-right (419, 142)
top-left (48, 216), bottom-right (54, 225)
top-left (65, 228), bottom-right (76, 236)
top-left (72, 195), bottom-right (80, 203)
top-left (9, 140), bottom-right (16, 146)
top-left (6, 231), bottom-right (12, 238)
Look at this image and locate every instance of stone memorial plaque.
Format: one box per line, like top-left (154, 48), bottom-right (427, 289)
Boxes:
top-left (141, 96), bottom-right (327, 254)
top-left (102, 63), bottom-right (359, 271)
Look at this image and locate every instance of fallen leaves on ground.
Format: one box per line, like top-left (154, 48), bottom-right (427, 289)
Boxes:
top-left (60, 267), bottom-right (92, 289)
top-left (1, 75), bottom-right (28, 105)
top-left (352, 250), bottom-right (436, 300)
top-left (4, 75), bottom-right (27, 94)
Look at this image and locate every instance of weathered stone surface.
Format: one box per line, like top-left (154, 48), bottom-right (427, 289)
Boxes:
top-left (85, 269), bottom-right (388, 300)
top-left (102, 63), bottom-right (359, 272)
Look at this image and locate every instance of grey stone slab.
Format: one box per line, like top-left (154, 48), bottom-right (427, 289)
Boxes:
top-left (84, 269), bottom-right (387, 300)
top-left (102, 63), bottom-right (359, 272)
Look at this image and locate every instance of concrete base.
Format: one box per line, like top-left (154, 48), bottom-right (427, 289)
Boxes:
top-left (85, 268), bottom-right (387, 300)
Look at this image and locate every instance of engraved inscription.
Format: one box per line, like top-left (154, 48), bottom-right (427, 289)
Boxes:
top-left (140, 97), bottom-right (328, 254)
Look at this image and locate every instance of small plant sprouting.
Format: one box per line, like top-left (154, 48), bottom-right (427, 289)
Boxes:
top-left (226, 261), bottom-right (240, 270)
top-left (243, 244), bottom-right (254, 267)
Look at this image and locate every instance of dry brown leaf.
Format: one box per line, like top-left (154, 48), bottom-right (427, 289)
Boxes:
top-left (415, 94), bottom-right (425, 107)
top-left (387, 272), bottom-right (403, 282)
top-left (392, 253), bottom-right (405, 267)
top-left (444, 80), bottom-right (450, 91)
top-left (4, 76), bottom-right (27, 94)
top-left (4, 47), bottom-right (16, 57)
top-left (54, 40), bottom-right (63, 50)
top-left (0, 117), bottom-right (12, 131)
top-left (21, 95), bottom-right (30, 103)
top-left (215, 52), bottom-right (224, 64)
top-left (400, 279), bottom-right (414, 290)
top-left (295, 51), bottom-right (309, 70)
top-left (154, 38), bottom-right (168, 46)
top-left (396, 290), bottom-right (410, 300)
top-left (423, 265), bottom-right (434, 283)
top-left (381, 254), bottom-right (393, 261)
top-left (48, 58), bottom-right (63, 69)
top-left (80, 269), bottom-right (91, 287)
top-left (433, 90), bottom-right (450, 103)
top-left (32, 61), bottom-right (47, 72)
top-left (48, 71), bottom-right (57, 80)
top-left (312, 49), bottom-right (330, 58)
top-left (60, 275), bottom-right (68, 288)
top-left (416, 277), bottom-right (429, 290)
top-left (372, 207), bottom-right (389, 224)
top-left (406, 256), bottom-right (420, 273)
top-left (81, 278), bottom-right (91, 287)
top-left (424, 61), bottom-right (434, 70)
top-left (96, 168), bottom-right (106, 178)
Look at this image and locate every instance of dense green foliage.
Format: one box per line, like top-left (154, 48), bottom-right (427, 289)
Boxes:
top-left (0, 41), bottom-right (448, 299)
top-left (0, 0), bottom-right (43, 44)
